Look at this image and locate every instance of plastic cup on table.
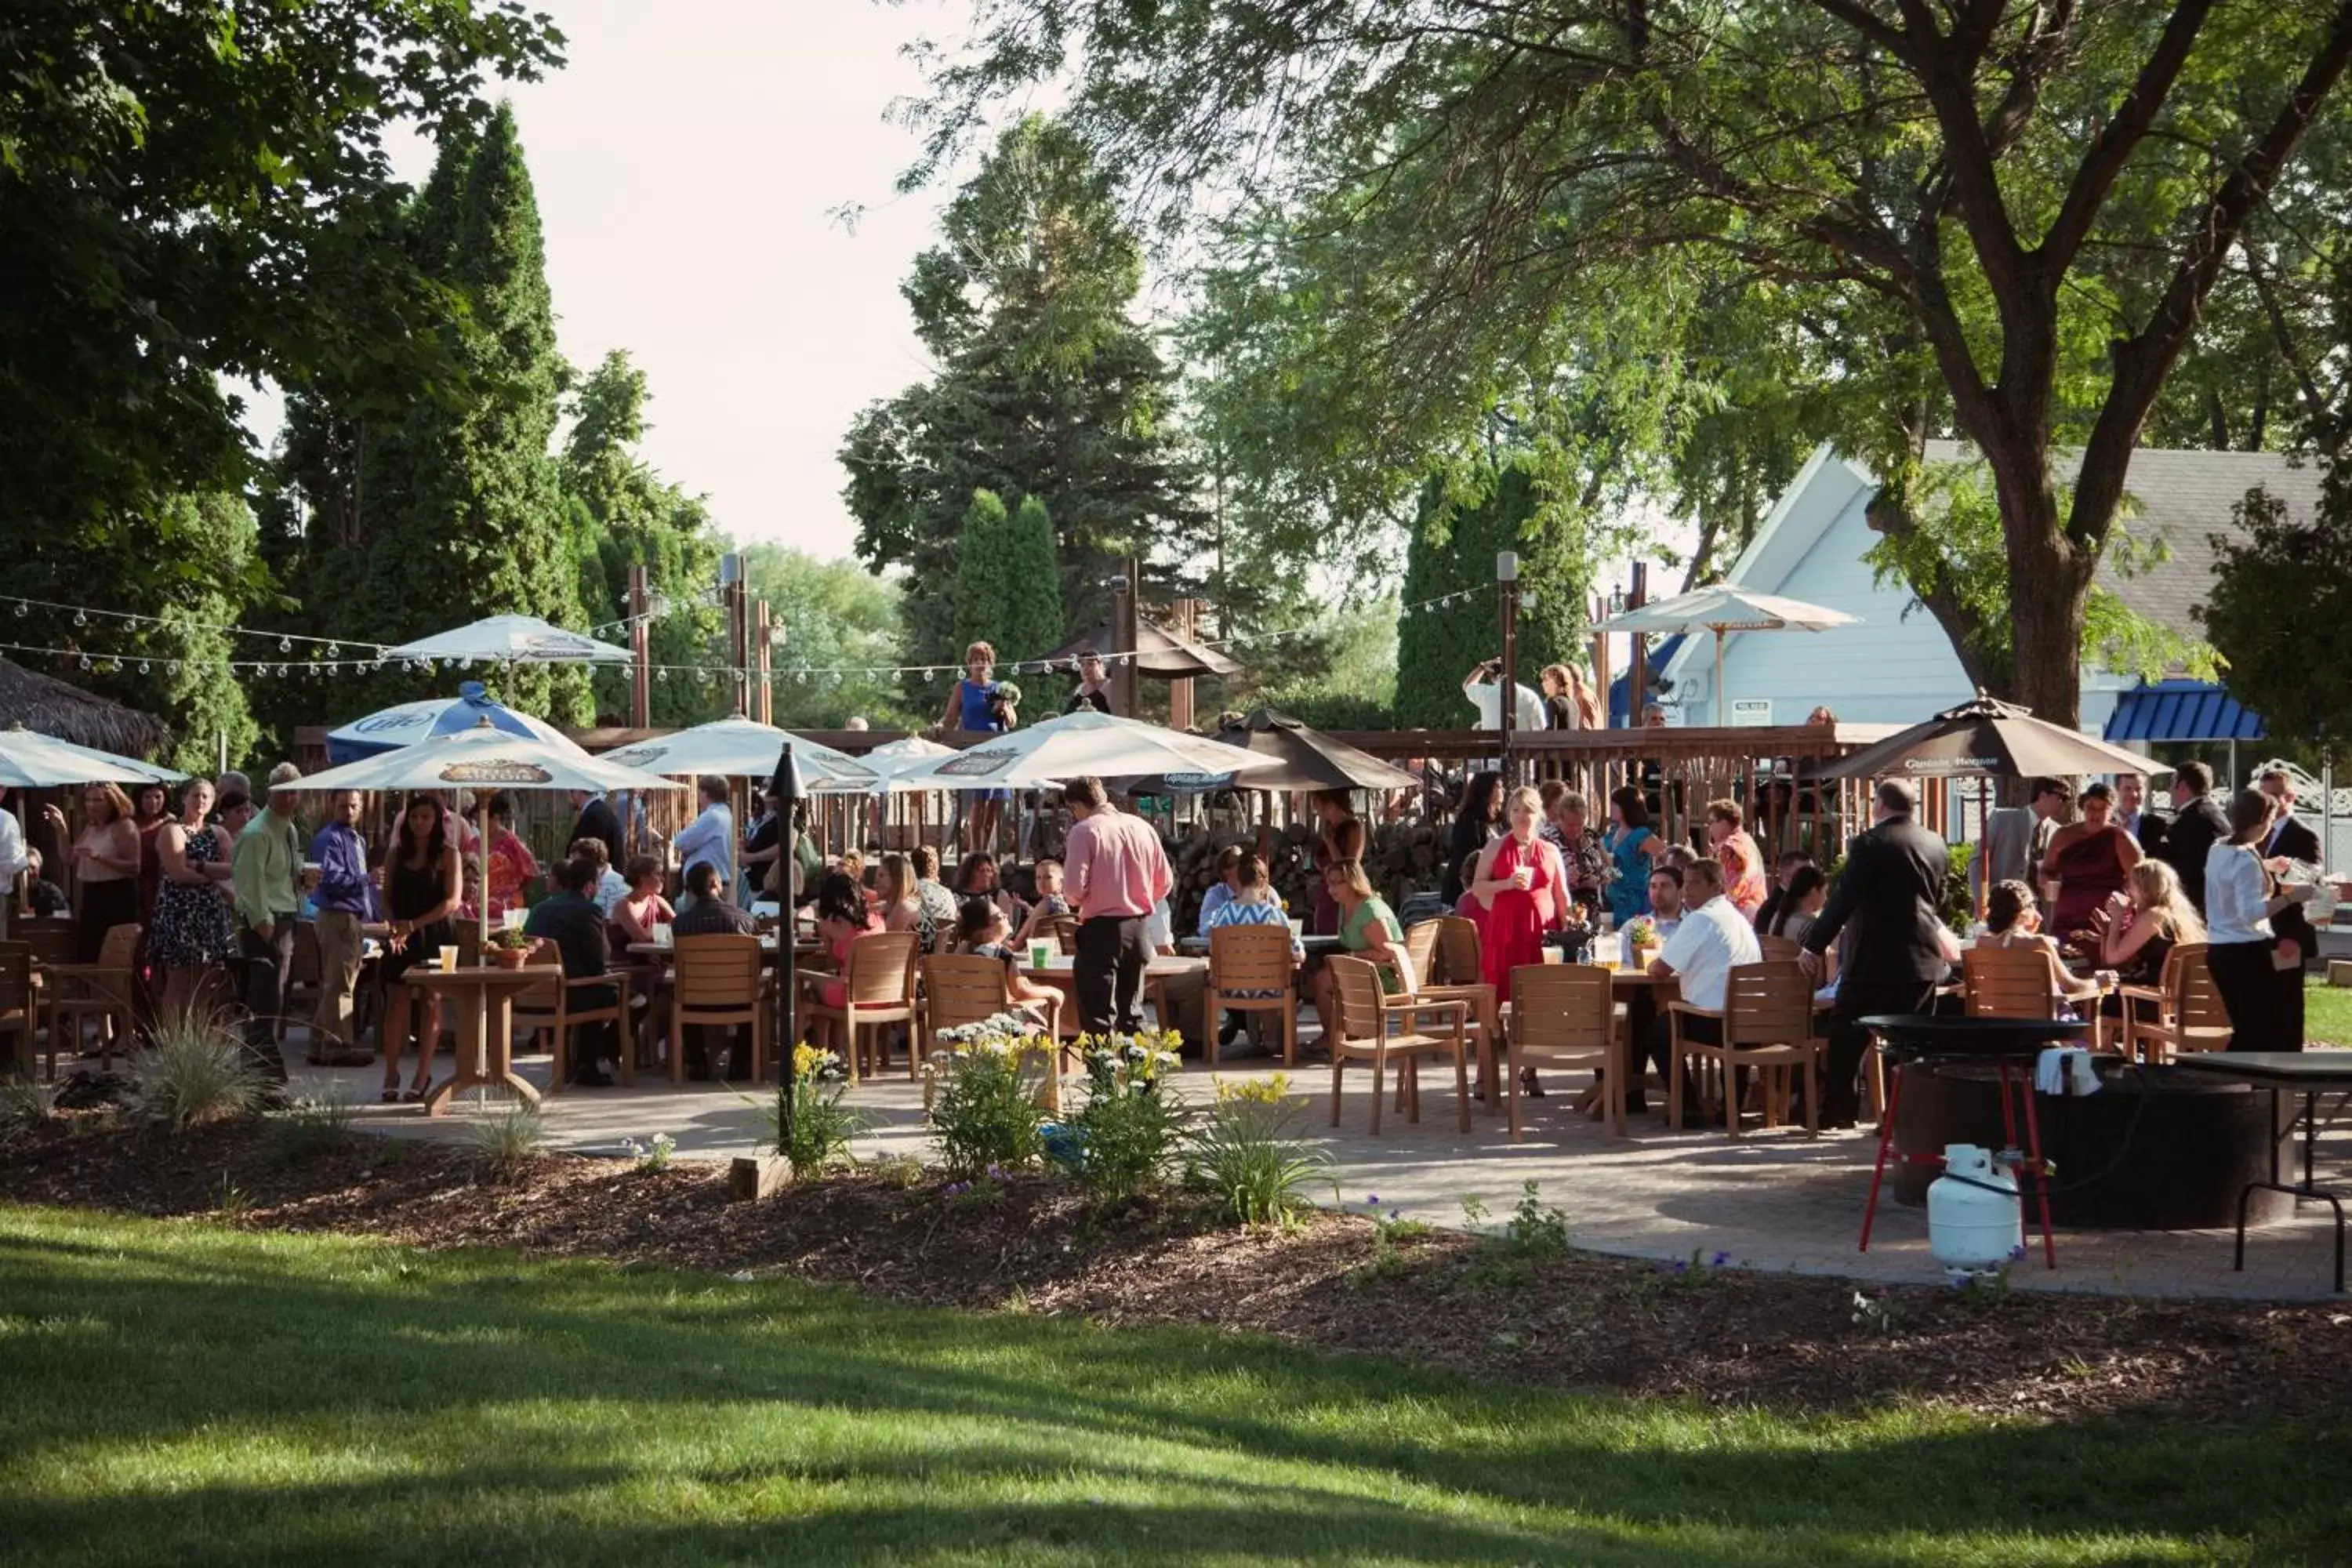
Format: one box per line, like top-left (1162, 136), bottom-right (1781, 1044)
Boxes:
top-left (653, 924), bottom-right (673, 951)
top-left (1287, 919), bottom-right (1305, 941)
top-left (1029, 939), bottom-right (1053, 970)
top-left (437, 944), bottom-right (459, 972)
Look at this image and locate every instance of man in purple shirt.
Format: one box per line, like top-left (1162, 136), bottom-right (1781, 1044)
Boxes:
top-left (307, 789), bottom-right (373, 1064)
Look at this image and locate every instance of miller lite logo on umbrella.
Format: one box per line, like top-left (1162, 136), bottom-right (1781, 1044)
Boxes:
top-left (438, 760), bottom-right (555, 786)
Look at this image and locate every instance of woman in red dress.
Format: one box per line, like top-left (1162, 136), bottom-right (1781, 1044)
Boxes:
top-left (1468, 784), bottom-right (1570, 1004)
top-left (2042, 780), bottom-right (2140, 946)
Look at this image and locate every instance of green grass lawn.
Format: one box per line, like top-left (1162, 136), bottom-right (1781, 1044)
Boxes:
top-left (0, 1205), bottom-right (2339, 1566)
top-left (2307, 978), bottom-right (2352, 1046)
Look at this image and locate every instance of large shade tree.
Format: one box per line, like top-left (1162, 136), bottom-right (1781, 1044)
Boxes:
top-left (842, 114), bottom-right (1207, 702)
top-left (913, 0), bottom-right (2352, 728)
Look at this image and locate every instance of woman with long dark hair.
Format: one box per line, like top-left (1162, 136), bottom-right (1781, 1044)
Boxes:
top-left (1442, 771), bottom-right (1504, 909)
top-left (1602, 785), bottom-right (1664, 924)
top-left (379, 795), bottom-right (463, 1102)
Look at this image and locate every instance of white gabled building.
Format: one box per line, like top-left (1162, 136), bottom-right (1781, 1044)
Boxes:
top-left (1657, 441), bottom-right (2321, 736)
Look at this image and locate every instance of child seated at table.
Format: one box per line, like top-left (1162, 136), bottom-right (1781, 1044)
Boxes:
top-left (955, 896), bottom-right (1060, 1022)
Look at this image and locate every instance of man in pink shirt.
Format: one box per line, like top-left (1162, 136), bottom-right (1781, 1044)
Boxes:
top-left (1061, 775), bottom-right (1172, 1033)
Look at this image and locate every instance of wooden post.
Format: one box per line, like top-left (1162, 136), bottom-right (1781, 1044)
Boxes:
top-left (1628, 562), bottom-right (1650, 723)
top-left (726, 574), bottom-right (750, 719)
top-left (1168, 598), bottom-right (1196, 732)
top-left (1110, 558), bottom-right (1141, 720)
top-left (626, 564), bottom-right (651, 729)
top-left (1497, 552), bottom-right (1521, 786)
top-left (1590, 590), bottom-right (1612, 732)
top-left (754, 599), bottom-right (774, 727)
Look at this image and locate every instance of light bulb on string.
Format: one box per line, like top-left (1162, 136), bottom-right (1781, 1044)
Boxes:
top-left (327, 644), bottom-right (340, 659)
top-left (138, 661), bottom-right (150, 675)
top-left (278, 637), bottom-right (291, 653)
top-left (656, 667), bottom-right (668, 682)
top-left (78, 654), bottom-right (90, 670)
top-left (73, 610), bottom-right (86, 627)
top-left (12, 603), bottom-right (24, 619)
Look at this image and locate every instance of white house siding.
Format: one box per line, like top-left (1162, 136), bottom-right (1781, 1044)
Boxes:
top-left (1665, 448), bottom-right (2161, 735)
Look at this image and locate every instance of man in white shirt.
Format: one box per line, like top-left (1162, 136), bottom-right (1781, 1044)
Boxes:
top-left (673, 775), bottom-right (734, 910)
top-left (0, 789), bottom-right (27, 916)
top-left (1633, 858), bottom-right (1761, 1114)
top-left (1461, 659), bottom-right (1545, 731)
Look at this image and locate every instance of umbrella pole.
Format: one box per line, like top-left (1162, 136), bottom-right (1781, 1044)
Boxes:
top-left (1714, 626), bottom-right (1727, 728)
top-left (477, 798), bottom-right (492, 1093)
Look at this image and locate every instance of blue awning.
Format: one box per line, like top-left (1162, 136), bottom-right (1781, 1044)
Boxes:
top-left (2103, 679), bottom-right (2265, 745)
top-left (1609, 633), bottom-right (1682, 726)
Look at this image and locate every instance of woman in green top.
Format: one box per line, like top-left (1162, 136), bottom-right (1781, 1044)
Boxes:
top-left (1309, 858), bottom-right (1415, 1029)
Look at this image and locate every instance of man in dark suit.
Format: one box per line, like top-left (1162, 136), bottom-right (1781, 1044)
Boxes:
top-left (2114, 772), bottom-right (2169, 858)
top-left (2258, 770), bottom-right (2318, 1047)
top-left (1801, 779), bottom-right (1951, 1127)
top-left (2161, 761), bottom-right (2230, 912)
top-left (568, 789), bottom-right (623, 862)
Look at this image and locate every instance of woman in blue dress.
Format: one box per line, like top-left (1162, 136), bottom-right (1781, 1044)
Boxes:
top-left (1602, 784), bottom-right (1664, 923)
top-left (939, 640), bottom-right (1018, 852)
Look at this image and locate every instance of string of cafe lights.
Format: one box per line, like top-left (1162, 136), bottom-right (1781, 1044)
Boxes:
top-left (0, 583), bottom-right (1493, 684)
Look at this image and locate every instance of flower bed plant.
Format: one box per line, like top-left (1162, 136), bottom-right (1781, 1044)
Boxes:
top-left (925, 1013), bottom-right (1053, 1176)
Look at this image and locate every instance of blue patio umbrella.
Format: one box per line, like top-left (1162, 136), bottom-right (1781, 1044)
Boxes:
top-left (324, 681), bottom-right (580, 764)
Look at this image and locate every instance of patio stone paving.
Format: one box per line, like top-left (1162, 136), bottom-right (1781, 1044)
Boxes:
top-left (270, 1023), bottom-right (2352, 1304)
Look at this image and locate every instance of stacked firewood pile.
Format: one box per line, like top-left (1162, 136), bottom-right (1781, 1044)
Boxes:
top-left (1160, 816), bottom-right (1445, 931)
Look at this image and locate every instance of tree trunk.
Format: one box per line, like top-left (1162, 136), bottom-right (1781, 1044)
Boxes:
top-left (1984, 441), bottom-right (2094, 730)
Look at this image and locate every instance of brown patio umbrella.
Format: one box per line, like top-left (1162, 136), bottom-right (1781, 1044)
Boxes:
top-left (1822, 692), bottom-right (2169, 782)
top-left (1038, 615), bottom-right (1240, 679)
top-left (1123, 709), bottom-right (1420, 795)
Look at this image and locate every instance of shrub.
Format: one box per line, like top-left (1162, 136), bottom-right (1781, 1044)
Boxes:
top-left (927, 1013), bottom-right (1052, 1177)
top-left (468, 1106), bottom-right (546, 1180)
top-left (129, 1008), bottom-right (265, 1131)
top-left (768, 1046), bottom-right (862, 1175)
top-left (267, 1087), bottom-right (358, 1163)
top-left (0, 1077), bottom-right (59, 1145)
top-left (1185, 1073), bottom-right (1330, 1229)
top-left (1065, 1030), bottom-right (1185, 1206)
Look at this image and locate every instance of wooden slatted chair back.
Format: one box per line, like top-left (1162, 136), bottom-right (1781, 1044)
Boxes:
top-left (2166, 942), bottom-right (2230, 1036)
top-left (1032, 912), bottom-right (1079, 956)
top-left (1962, 943), bottom-right (2056, 1021)
top-left (18, 923), bottom-right (74, 967)
top-left (673, 934), bottom-right (762, 1011)
top-left (1435, 916), bottom-right (1482, 986)
top-left (1401, 920), bottom-right (1440, 987)
top-left (0, 944), bottom-right (32, 1018)
top-left (1758, 934), bottom-right (1802, 962)
top-left (922, 953), bottom-right (1012, 1034)
top-left (96, 923), bottom-right (140, 970)
top-left (1508, 964), bottom-right (1613, 1053)
top-left (1326, 955), bottom-right (1386, 1046)
top-left (844, 931), bottom-right (919, 1008)
top-left (1724, 961), bottom-right (1814, 1047)
top-left (1209, 921), bottom-right (1294, 994)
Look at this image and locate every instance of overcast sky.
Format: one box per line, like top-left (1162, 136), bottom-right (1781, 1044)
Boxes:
top-left (368, 0), bottom-right (967, 562)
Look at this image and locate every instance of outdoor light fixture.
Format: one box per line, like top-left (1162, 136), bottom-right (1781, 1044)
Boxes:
top-left (1496, 550), bottom-right (1519, 583)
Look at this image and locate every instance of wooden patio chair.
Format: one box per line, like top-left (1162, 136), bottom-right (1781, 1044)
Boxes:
top-left (1326, 954), bottom-right (1472, 1134)
top-left (1758, 934), bottom-right (1802, 962)
top-left (1667, 960), bottom-right (1824, 1138)
top-left (513, 961), bottom-right (636, 1094)
top-left (1962, 941), bottom-right (2107, 1051)
top-left (16, 920), bottom-right (77, 968)
top-left (45, 923), bottom-right (140, 1077)
top-left (1400, 915), bottom-right (1497, 1102)
top-left (2117, 942), bottom-right (2230, 1065)
top-left (1030, 911), bottom-right (1079, 956)
top-left (1505, 963), bottom-right (1623, 1138)
top-left (797, 931), bottom-right (918, 1083)
top-left (920, 952), bottom-right (1066, 1109)
top-left (0, 943), bottom-right (38, 1078)
top-left (1205, 922), bottom-right (1298, 1067)
top-left (668, 934), bottom-right (769, 1085)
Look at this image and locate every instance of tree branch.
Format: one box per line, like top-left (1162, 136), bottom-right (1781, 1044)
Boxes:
top-left (2039, 0), bottom-right (2218, 275)
top-left (2071, 0), bottom-right (2352, 549)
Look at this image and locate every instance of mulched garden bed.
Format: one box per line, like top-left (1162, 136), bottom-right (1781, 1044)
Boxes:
top-left (7, 1110), bottom-right (2350, 1423)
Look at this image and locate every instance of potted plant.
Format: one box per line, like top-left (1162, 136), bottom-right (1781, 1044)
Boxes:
top-left (485, 927), bottom-right (537, 969)
top-left (1623, 914), bottom-right (1659, 968)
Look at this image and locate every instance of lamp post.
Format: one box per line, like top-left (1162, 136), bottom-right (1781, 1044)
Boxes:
top-left (1497, 550), bottom-right (1521, 786)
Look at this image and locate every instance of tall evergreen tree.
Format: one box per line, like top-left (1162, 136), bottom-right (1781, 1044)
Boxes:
top-left (952, 489), bottom-right (1014, 663)
top-left (562, 350), bottom-right (728, 728)
top-left (842, 115), bottom-right (1206, 703)
top-left (1392, 465), bottom-right (1592, 729)
top-left (270, 106), bottom-right (594, 728)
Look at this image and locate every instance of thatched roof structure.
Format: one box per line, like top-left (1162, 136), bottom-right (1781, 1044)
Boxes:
top-left (0, 659), bottom-right (171, 758)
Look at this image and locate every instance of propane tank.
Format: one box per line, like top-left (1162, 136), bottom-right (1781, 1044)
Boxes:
top-left (1927, 1143), bottom-right (2023, 1286)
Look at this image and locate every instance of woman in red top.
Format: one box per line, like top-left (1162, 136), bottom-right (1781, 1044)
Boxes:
top-left (482, 793), bottom-right (539, 921)
top-left (1468, 784), bottom-right (1569, 1004)
top-left (1705, 798), bottom-right (1768, 921)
